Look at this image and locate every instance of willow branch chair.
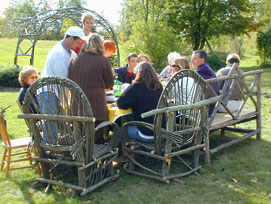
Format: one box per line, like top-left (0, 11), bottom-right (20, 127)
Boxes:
top-left (122, 70), bottom-right (221, 183)
top-left (0, 106), bottom-right (39, 178)
top-left (18, 77), bottom-right (120, 196)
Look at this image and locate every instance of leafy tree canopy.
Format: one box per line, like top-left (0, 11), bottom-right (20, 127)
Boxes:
top-left (166, 0), bottom-right (257, 50)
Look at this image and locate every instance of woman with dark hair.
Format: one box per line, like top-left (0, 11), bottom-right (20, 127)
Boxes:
top-left (117, 62), bottom-right (163, 142)
top-left (68, 34), bottom-right (114, 144)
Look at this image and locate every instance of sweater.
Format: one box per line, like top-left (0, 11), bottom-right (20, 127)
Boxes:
top-left (196, 63), bottom-right (218, 116)
top-left (68, 52), bottom-right (114, 121)
top-left (117, 82), bottom-right (163, 135)
top-left (114, 65), bottom-right (135, 84)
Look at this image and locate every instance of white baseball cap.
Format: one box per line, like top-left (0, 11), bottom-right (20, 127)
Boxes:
top-left (65, 26), bottom-right (87, 41)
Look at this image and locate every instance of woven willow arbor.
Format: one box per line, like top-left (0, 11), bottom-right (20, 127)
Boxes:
top-left (14, 7), bottom-right (120, 67)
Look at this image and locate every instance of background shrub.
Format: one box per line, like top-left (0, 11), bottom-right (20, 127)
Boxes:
top-left (257, 28), bottom-right (271, 66)
top-left (207, 52), bottom-right (227, 71)
top-left (0, 67), bottom-right (21, 87)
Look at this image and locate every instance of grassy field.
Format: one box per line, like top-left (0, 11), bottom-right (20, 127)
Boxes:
top-left (0, 39), bottom-right (271, 204)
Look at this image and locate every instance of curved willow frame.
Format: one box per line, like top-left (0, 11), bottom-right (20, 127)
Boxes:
top-left (14, 6), bottom-right (120, 67)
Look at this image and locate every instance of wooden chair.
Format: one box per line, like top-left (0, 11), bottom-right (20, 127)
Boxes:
top-left (122, 70), bottom-right (221, 183)
top-left (0, 106), bottom-right (37, 178)
top-left (16, 99), bottom-right (41, 175)
top-left (18, 77), bottom-right (120, 196)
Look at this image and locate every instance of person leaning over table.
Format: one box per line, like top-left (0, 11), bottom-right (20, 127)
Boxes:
top-left (191, 50), bottom-right (218, 117)
top-left (216, 53), bottom-right (244, 113)
top-left (73, 11), bottom-right (95, 54)
top-left (68, 33), bottom-right (114, 144)
top-left (39, 26), bottom-right (87, 143)
top-left (117, 61), bottom-right (164, 142)
top-left (114, 53), bottom-right (138, 84)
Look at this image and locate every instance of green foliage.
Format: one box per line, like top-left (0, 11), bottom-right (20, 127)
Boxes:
top-left (119, 0), bottom-right (191, 71)
top-left (0, 67), bottom-right (20, 87)
top-left (167, 0), bottom-right (257, 50)
top-left (206, 52), bottom-right (227, 71)
top-left (257, 28), bottom-right (271, 66)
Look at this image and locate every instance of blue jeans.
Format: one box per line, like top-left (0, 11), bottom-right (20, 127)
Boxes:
top-left (121, 125), bottom-right (154, 143)
top-left (37, 91), bottom-right (59, 144)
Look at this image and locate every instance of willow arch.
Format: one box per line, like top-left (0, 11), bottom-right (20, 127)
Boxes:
top-left (14, 7), bottom-right (120, 68)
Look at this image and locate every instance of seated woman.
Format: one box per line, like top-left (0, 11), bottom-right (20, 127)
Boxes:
top-left (18, 66), bottom-right (38, 105)
top-left (117, 62), bottom-right (163, 142)
top-left (138, 53), bottom-right (152, 63)
top-left (171, 56), bottom-right (194, 104)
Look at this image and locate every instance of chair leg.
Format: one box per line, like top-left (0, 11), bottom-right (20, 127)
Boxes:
top-left (27, 148), bottom-right (33, 166)
top-left (1, 149), bottom-right (7, 171)
top-left (5, 149), bottom-right (11, 178)
top-left (33, 145), bottom-right (41, 176)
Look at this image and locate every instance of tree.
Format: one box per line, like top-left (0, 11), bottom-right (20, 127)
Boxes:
top-left (167, 0), bottom-right (257, 50)
top-left (1, 0), bottom-right (38, 37)
top-left (119, 0), bottom-right (188, 71)
top-left (257, 28), bottom-right (271, 66)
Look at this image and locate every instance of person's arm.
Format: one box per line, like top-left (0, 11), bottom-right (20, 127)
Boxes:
top-left (102, 58), bottom-right (114, 89)
top-left (117, 83), bottom-right (138, 109)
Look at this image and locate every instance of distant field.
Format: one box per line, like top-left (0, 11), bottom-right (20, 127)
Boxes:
top-left (0, 38), bottom-right (58, 73)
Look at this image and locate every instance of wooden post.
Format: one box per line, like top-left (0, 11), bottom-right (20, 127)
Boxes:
top-left (256, 74), bottom-right (261, 140)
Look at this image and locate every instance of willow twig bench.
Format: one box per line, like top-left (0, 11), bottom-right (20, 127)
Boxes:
top-left (204, 64), bottom-right (263, 164)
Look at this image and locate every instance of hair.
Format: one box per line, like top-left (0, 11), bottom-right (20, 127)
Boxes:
top-left (81, 34), bottom-right (105, 55)
top-left (65, 35), bottom-right (80, 40)
top-left (134, 62), bottom-right (162, 91)
top-left (138, 53), bottom-right (152, 63)
top-left (81, 12), bottom-right (95, 23)
top-left (127, 53), bottom-right (138, 61)
top-left (226, 53), bottom-right (240, 64)
top-left (18, 66), bottom-right (38, 86)
top-left (167, 52), bottom-right (181, 64)
top-left (104, 39), bottom-right (116, 53)
top-left (174, 57), bottom-right (190, 70)
top-left (193, 50), bottom-right (208, 62)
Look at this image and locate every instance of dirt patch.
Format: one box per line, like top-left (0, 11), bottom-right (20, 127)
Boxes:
top-left (0, 86), bottom-right (20, 92)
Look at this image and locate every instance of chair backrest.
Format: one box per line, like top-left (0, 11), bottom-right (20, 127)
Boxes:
top-left (22, 77), bottom-right (95, 162)
top-left (154, 70), bottom-right (210, 149)
top-left (0, 113), bottom-right (11, 147)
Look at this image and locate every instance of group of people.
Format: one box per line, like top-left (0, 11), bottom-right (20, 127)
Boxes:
top-left (17, 11), bottom-right (243, 144)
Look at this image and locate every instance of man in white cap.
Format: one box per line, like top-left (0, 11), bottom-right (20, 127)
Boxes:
top-left (38, 26), bottom-right (87, 144)
top-left (41, 26), bottom-right (87, 78)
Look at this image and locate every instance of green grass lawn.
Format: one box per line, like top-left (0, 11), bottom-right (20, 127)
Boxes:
top-left (0, 39), bottom-right (271, 203)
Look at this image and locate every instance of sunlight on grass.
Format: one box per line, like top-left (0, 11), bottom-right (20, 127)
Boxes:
top-left (0, 38), bottom-right (271, 203)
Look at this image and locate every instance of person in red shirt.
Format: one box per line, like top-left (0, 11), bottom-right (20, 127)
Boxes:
top-left (73, 12), bottom-right (95, 54)
top-left (114, 53), bottom-right (138, 84)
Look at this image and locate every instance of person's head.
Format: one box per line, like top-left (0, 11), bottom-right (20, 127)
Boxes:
top-left (171, 57), bottom-right (190, 74)
top-left (104, 39), bottom-right (116, 58)
top-left (226, 53), bottom-right (240, 65)
top-left (81, 33), bottom-right (105, 55)
top-left (18, 66), bottom-right (38, 86)
top-left (191, 50), bottom-right (207, 68)
top-left (134, 62), bottom-right (162, 91)
top-left (81, 12), bottom-right (95, 34)
top-left (138, 54), bottom-right (152, 63)
top-left (127, 53), bottom-right (138, 70)
top-left (64, 26), bottom-right (87, 50)
top-left (167, 52), bottom-right (181, 64)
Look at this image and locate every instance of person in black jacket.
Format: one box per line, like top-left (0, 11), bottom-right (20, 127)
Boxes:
top-left (114, 53), bottom-right (138, 84)
top-left (117, 62), bottom-right (163, 142)
top-left (18, 66), bottom-right (38, 105)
